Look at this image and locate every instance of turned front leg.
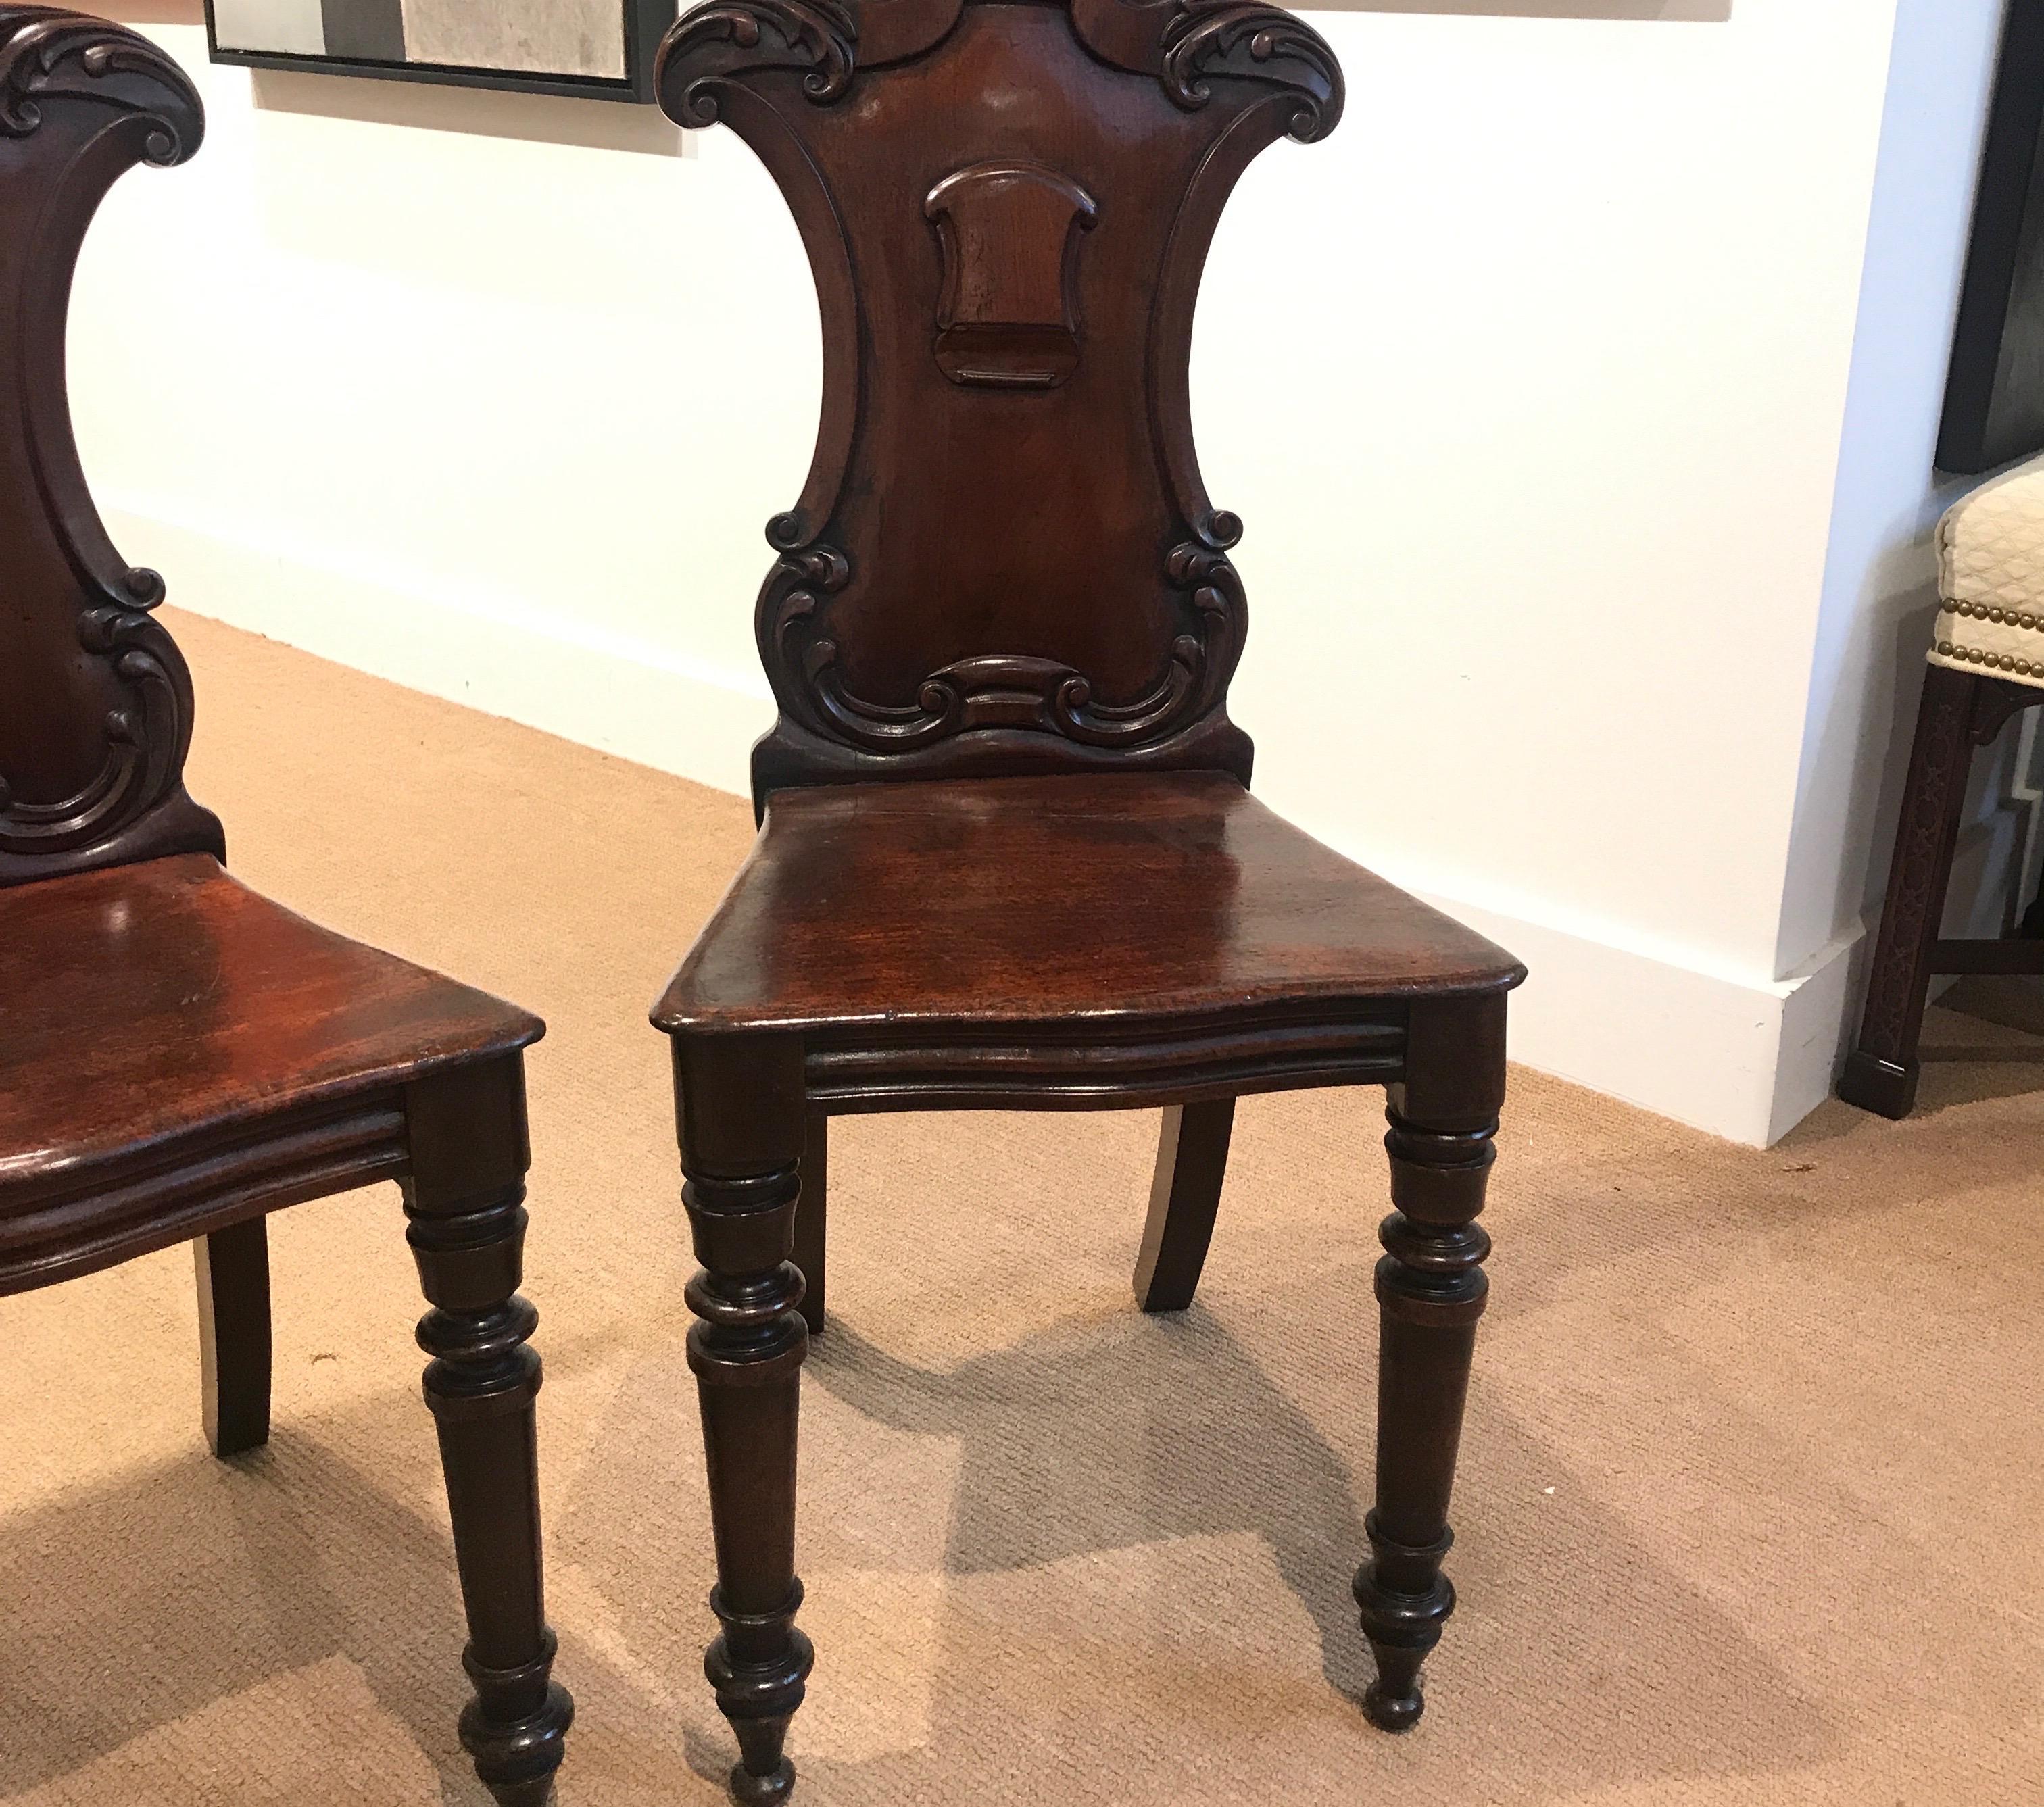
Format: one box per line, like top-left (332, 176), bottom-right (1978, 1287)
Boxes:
top-left (406, 1064), bottom-right (572, 1807)
top-left (675, 1035), bottom-right (813, 1806)
top-left (1354, 989), bottom-right (1509, 1734)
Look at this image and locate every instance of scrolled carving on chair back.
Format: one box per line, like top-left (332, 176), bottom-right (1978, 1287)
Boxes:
top-left (658, 0), bottom-right (1343, 807)
top-left (0, 5), bottom-right (221, 889)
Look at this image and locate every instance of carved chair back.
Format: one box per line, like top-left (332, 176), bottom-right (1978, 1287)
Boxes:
top-left (0, 7), bottom-right (219, 891)
top-left (656, 0), bottom-right (1342, 806)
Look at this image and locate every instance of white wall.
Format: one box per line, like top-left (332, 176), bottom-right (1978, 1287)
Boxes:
top-left (66, 3), bottom-right (1991, 1143)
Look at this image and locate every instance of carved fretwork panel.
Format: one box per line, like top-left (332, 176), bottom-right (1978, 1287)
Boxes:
top-left (658, 0), bottom-right (1343, 802)
top-left (0, 6), bottom-right (222, 887)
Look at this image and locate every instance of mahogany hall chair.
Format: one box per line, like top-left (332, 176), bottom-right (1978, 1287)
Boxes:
top-left (0, 13), bottom-right (570, 1801)
top-left (651, 3), bottom-right (1527, 1800)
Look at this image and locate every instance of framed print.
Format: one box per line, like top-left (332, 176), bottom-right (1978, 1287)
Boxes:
top-left (1942, 0), bottom-right (2044, 472)
top-left (204, 0), bottom-right (675, 103)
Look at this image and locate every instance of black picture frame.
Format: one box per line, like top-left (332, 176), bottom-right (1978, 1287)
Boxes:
top-left (202, 0), bottom-right (675, 105)
top-left (1941, 0), bottom-right (2044, 474)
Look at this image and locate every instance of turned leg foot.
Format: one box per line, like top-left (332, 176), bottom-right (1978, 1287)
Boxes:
top-left (195, 1215), bottom-right (272, 1458)
top-left (674, 1035), bottom-right (813, 1804)
top-left (1354, 1107), bottom-right (1492, 1730)
top-left (1355, 1513), bottom-right (1455, 1730)
top-left (1133, 1101), bottom-right (1235, 1313)
top-left (710, 1579), bottom-right (814, 1803)
top-left (406, 1062), bottom-right (571, 1806)
top-left (1356, 997), bottom-right (1503, 1733)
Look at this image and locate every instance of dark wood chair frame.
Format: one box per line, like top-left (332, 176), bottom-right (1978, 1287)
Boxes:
top-left (650, 3), bottom-right (1525, 1800)
top-left (0, 11), bottom-right (570, 1800)
top-left (1841, 662), bottom-right (2044, 1118)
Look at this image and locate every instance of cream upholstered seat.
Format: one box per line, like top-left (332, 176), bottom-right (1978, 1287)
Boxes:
top-left (1930, 451), bottom-right (2044, 685)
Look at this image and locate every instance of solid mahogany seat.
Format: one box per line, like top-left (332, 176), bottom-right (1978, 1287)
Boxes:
top-left (0, 856), bottom-right (540, 1281)
top-left (0, 11), bottom-right (569, 1802)
top-left (651, 3), bottom-right (1526, 1801)
top-left (660, 772), bottom-right (1519, 1058)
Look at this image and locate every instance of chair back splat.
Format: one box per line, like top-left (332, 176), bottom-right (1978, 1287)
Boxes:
top-left (0, 7), bottom-right (222, 889)
top-left (656, 0), bottom-right (1344, 810)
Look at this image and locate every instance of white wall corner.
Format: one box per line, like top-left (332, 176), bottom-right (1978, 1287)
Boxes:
top-left (1405, 887), bottom-right (1864, 1149)
top-left (1768, 929), bottom-right (1866, 1145)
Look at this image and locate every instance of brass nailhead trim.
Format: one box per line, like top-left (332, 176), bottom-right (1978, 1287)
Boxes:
top-left (1941, 641), bottom-right (2039, 676)
top-left (1947, 599), bottom-right (2044, 631)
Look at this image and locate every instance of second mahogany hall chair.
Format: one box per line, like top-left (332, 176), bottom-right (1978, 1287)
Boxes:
top-left (651, 1), bottom-right (1527, 1800)
top-left (0, 11), bottom-right (570, 1802)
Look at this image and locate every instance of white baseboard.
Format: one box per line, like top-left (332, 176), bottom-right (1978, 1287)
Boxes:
top-left (1384, 883), bottom-right (1861, 1149)
top-left (112, 499), bottom-right (1854, 1149)
top-left (110, 500), bottom-right (773, 802)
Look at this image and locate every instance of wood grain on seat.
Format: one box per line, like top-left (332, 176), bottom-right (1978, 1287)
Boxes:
top-left (2, 855), bottom-right (540, 1179)
top-left (659, 773), bottom-right (1522, 1033)
top-left (0, 854), bottom-right (540, 1279)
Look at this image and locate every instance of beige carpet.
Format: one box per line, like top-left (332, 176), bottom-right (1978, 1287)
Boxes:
top-left (4, 610), bottom-right (2042, 1807)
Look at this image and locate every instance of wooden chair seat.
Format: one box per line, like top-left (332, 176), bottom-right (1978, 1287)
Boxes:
top-left (658, 773), bottom-right (1521, 1108)
top-left (0, 854), bottom-right (540, 1292)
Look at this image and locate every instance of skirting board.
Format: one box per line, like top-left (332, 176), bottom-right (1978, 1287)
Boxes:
top-left (1397, 894), bottom-right (1862, 1150)
top-left (107, 499), bottom-right (1856, 1149)
top-left (109, 500), bottom-right (770, 801)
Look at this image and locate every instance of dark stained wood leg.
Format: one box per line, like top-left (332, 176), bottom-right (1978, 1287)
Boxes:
top-left (1841, 664), bottom-right (1980, 1119)
top-left (675, 1034), bottom-right (813, 1806)
top-left (1355, 997), bottom-right (1503, 1733)
top-left (794, 1110), bottom-right (828, 1337)
top-left (404, 1061), bottom-right (572, 1807)
top-left (195, 1216), bottom-right (272, 1458)
top-left (1132, 1100), bottom-right (1235, 1312)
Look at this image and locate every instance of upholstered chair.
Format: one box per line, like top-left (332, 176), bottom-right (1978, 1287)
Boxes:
top-left (1842, 452), bottom-right (2044, 1117)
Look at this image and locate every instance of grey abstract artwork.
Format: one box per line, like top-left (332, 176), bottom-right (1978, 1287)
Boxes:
top-left (207, 0), bottom-right (668, 101)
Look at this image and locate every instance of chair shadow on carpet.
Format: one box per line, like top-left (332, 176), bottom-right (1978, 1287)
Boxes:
top-left (809, 1310), bottom-right (1382, 1702)
top-left (811, 1308), bottom-right (1830, 1794)
top-left (566, 1285), bottom-right (1833, 1805)
top-left (0, 1427), bottom-right (477, 1799)
top-left (0, 1414), bottom-right (687, 1807)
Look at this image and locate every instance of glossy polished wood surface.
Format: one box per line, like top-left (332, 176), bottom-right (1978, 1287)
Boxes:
top-left (659, 773), bottom-right (1522, 1033)
top-left (0, 5), bottom-right (222, 887)
top-left (658, 0), bottom-right (1341, 801)
top-left (654, 3), bottom-right (1513, 1796)
top-left (1, 14), bottom-right (572, 1797)
top-left (0, 856), bottom-right (539, 1206)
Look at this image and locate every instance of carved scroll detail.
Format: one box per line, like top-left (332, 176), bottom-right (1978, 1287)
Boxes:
top-left (0, 6), bottom-right (203, 159)
top-left (1161, 1), bottom-right (1344, 142)
top-left (0, 588), bottom-right (199, 856)
top-left (758, 530), bottom-right (1248, 754)
top-left (657, 0), bottom-right (858, 122)
top-left (1, 7), bottom-right (215, 879)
